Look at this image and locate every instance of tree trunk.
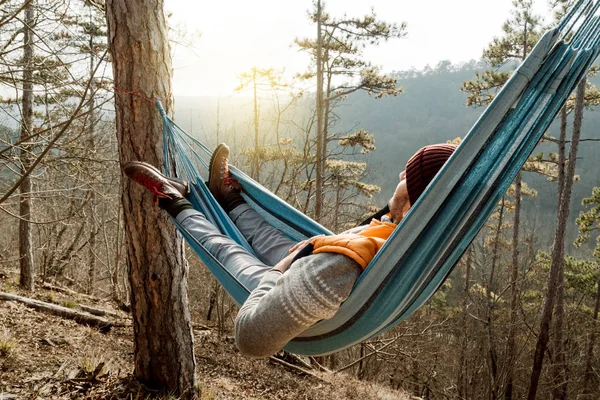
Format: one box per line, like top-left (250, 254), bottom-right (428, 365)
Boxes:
top-left (581, 270), bottom-right (600, 398)
top-left (87, 209), bottom-right (97, 295)
top-left (87, 44), bottom-right (97, 295)
top-left (505, 33), bottom-right (529, 400)
top-left (111, 203), bottom-right (123, 302)
top-left (551, 107), bottom-right (568, 400)
top-left (106, 1), bottom-right (197, 397)
top-left (19, 0), bottom-right (35, 291)
top-left (216, 98), bottom-right (220, 144)
top-left (487, 199), bottom-right (504, 400)
top-left (357, 343), bottom-right (366, 379)
top-left (320, 71), bottom-right (332, 226)
top-left (505, 173), bottom-right (522, 400)
top-left (206, 279), bottom-right (219, 321)
top-left (314, 0), bottom-right (324, 222)
top-left (458, 246), bottom-right (473, 400)
top-left (527, 79), bottom-right (586, 400)
top-left (252, 69), bottom-right (260, 180)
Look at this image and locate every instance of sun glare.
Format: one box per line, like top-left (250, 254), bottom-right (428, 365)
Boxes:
top-left (166, 0), bottom-right (552, 97)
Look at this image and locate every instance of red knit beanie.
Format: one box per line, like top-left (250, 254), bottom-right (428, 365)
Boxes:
top-left (405, 143), bottom-right (457, 205)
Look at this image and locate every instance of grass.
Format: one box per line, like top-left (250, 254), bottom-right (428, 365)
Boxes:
top-left (62, 300), bottom-right (77, 308)
top-left (77, 348), bottom-right (107, 376)
top-left (2, 281), bottom-right (15, 293)
top-left (0, 328), bottom-right (17, 357)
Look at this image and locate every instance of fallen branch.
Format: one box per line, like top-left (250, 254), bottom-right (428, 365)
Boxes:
top-left (192, 323), bottom-right (211, 331)
top-left (78, 304), bottom-right (119, 318)
top-left (308, 356), bottom-right (333, 373)
top-left (269, 356), bottom-right (323, 380)
top-left (282, 352), bottom-right (313, 370)
top-left (41, 283), bottom-right (100, 301)
top-left (335, 335), bottom-right (402, 373)
top-left (0, 292), bottom-right (112, 332)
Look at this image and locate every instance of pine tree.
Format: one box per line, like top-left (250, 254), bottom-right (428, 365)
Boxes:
top-left (235, 67), bottom-right (289, 181)
top-left (106, 0), bottom-right (197, 396)
top-left (462, 2), bottom-right (543, 397)
top-left (295, 0), bottom-right (406, 222)
top-left (574, 187), bottom-right (600, 398)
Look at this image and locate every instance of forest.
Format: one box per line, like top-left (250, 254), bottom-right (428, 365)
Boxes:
top-left (1, 0), bottom-right (600, 399)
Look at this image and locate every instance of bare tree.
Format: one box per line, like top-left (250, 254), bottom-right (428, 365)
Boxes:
top-left (235, 67), bottom-right (289, 180)
top-left (18, 0), bottom-right (35, 290)
top-left (296, 1), bottom-right (406, 222)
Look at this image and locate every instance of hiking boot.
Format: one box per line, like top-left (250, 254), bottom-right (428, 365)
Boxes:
top-left (124, 161), bottom-right (189, 206)
top-left (208, 143), bottom-right (241, 201)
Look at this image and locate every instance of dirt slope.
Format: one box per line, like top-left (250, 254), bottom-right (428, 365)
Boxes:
top-left (0, 281), bottom-right (410, 399)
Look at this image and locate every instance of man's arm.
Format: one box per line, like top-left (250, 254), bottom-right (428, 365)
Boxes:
top-left (234, 253), bottom-right (361, 358)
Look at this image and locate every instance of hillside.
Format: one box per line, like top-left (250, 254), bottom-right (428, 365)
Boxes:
top-left (0, 273), bottom-right (410, 400)
top-left (173, 60), bottom-right (600, 243)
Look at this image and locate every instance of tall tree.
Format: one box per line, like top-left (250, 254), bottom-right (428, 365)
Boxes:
top-left (80, 5), bottom-right (107, 295)
top-left (19, 0), bottom-right (35, 291)
top-left (550, 104), bottom-right (568, 400)
top-left (457, 246), bottom-right (473, 400)
top-left (575, 187), bottom-right (600, 398)
top-left (314, 0), bottom-right (325, 222)
top-left (295, 1), bottom-right (406, 222)
top-left (462, 3), bottom-right (543, 397)
top-left (1, 0), bottom-right (114, 293)
top-left (106, 0), bottom-right (197, 397)
top-left (235, 67), bottom-right (288, 181)
top-left (527, 78), bottom-right (586, 400)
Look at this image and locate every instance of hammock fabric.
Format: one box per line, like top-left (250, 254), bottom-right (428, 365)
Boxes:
top-left (159, 0), bottom-right (600, 356)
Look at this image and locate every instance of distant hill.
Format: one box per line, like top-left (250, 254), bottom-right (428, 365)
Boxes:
top-left (174, 60), bottom-right (600, 241)
top-left (334, 61), bottom-right (600, 237)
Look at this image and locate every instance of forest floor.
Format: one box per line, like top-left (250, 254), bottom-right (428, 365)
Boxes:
top-left (0, 275), bottom-right (410, 400)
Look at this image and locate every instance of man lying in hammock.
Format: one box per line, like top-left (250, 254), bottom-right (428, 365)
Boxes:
top-left (124, 142), bottom-right (456, 358)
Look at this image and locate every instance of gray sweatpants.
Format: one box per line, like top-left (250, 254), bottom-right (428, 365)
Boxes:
top-left (176, 203), bottom-right (297, 290)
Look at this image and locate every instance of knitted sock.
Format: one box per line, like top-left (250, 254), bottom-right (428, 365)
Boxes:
top-left (222, 189), bottom-right (246, 213)
top-left (159, 197), bottom-right (194, 217)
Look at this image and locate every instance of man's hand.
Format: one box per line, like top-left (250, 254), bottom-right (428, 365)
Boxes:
top-left (272, 248), bottom-right (302, 273)
top-left (272, 236), bottom-right (323, 273)
top-left (288, 234), bottom-right (324, 253)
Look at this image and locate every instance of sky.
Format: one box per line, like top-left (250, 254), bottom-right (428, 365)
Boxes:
top-left (165, 0), bottom-right (554, 97)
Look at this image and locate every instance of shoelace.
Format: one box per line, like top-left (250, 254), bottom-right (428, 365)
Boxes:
top-left (223, 176), bottom-right (239, 187)
top-left (136, 173), bottom-right (171, 207)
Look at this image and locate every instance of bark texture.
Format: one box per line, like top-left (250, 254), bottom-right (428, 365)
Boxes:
top-left (105, 1), bottom-right (197, 397)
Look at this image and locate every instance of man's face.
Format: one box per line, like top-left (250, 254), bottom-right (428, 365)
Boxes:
top-left (388, 170), bottom-right (411, 224)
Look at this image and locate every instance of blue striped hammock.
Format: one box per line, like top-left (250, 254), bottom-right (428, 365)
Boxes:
top-left (159, 0), bottom-right (600, 356)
